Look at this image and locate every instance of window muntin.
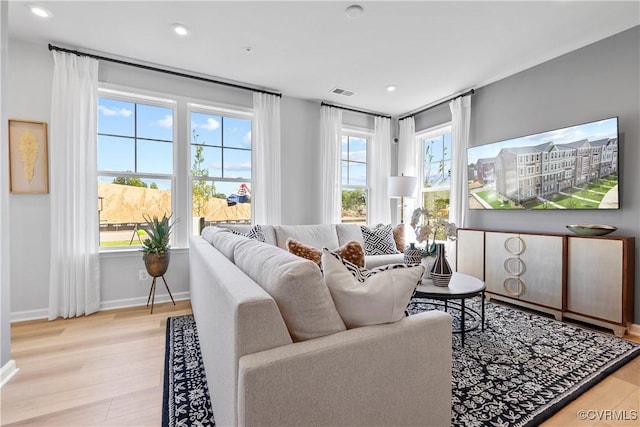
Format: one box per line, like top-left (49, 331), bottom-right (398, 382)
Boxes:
top-left (422, 132), bottom-right (451, 190)
top-left (97, 95), bottom-right (175, 248)
top-left (190, 109), bottom-right (252, 232)
top-left (418, 125), bottom-right (452, 238)
top-left (341, 134), bottom-right (368, 224)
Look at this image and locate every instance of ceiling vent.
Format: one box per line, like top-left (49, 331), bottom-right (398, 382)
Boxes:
top-left (330, 87), bottom-right (356, 97)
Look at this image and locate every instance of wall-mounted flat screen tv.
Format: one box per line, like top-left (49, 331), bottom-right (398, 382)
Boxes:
top-left (467, 117), bottom-right (619, 210)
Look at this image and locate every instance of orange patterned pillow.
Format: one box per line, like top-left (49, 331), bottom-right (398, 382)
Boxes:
top-left (287, 238), bottom-right (365, 268)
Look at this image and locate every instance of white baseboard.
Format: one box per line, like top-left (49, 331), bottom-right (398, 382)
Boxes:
top-left (1, 360), bottom-right (19, 388)
top-left (10, 291), bottom-right (190, 323)
top-left (10, 308), bottom-right (48, 323)
top-left (628, 323), bottom-right (640, 337)
top-left (99, 291), bottom-right (190, 311)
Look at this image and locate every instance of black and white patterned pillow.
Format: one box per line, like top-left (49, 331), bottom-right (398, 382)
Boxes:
top-left (230, 224), bottom-right (267, 242)
top-left (360, 224), bottom-right (399, 255)
top-left (325, 250), bottom-right (414, 282)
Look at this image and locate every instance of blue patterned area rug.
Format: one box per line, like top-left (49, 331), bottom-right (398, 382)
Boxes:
top-left (163, 298), bottom-right (640, 427)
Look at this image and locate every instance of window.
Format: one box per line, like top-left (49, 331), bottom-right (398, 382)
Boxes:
top-left (341, 133), bottom-right (368, 224)
top-left (97, 94), bottom-right (175, 248)
top-left (418, 124), bottom-right (451, 239)
top-left (97, 88), bottom-right (253, 249)
top-left (189, 107), bottom-right (252, 233)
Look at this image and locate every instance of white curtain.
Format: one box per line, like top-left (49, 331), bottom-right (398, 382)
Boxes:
top-left (252, 92), bottom-right (282, 224)
top-left (48, 52), bottom-right (100, 320)
top-left (397, 117), bottom-right (417, 228)
top-left (320, 106), bottom-right (343, 224)
top-left (368, 116), bottom-right (391, 224)
top-left (448, 95), bottom-right (472, 228)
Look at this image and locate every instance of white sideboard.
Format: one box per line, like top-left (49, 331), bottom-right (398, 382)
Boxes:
top-left (456, 228), bottom-right (635, 336)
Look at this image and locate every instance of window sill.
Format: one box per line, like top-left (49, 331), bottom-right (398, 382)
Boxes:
top-left (99, 246), bottom-right (188, 259)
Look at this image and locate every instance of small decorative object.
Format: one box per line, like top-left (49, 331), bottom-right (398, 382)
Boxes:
top-left (566, 224), bottom-right (617, 236)
top-left (403, 242), bottom-right (422, 266)
top-left (409, 207), bottom-right (457, 257)
top-left (421, 255), bottom-right (435, 281)
top-left (430, 243), bottom-right (452, 287)
top-left (8, 119), bottom-right (49, 194)
top-left (140, 212), bottom-right (180, 313)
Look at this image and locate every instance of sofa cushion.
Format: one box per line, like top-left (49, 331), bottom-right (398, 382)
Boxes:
top-left (234, 238), bottom-right (346, 341)
top-left (218, 224), bottom-right (277, 245)
top-left (286, 238), bottom-right (365, 268)
top-left (335, 223), bottom-right (365, 247)
top-left (360, 224), bottom-right (400, 255)
top-left (274, 224), bottom-right (340, 249)
top-left (202, 226), bottom-right (249, 262)
top-left (322, 249), bottom-right (423, 328)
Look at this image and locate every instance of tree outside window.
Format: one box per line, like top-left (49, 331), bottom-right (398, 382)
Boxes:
top-left (341, 134), bottom-right (368, 224)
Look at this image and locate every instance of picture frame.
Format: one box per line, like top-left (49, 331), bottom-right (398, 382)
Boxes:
top-left (8, 119), bottom-right (49, 194)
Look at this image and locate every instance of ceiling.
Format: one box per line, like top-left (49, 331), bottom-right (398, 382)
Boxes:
top-left (7, 1), bottom-right (640, 116)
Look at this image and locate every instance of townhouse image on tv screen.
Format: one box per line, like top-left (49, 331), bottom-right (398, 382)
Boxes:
top-left (467, 117), bottom-right (619, 210)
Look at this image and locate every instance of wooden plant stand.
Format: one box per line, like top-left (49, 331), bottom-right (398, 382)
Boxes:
top-left (146, 275), bottom-right (176, 314)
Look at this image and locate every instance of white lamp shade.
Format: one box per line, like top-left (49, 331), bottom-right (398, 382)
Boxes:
top-left (388, 175), bottom-right (418, 198)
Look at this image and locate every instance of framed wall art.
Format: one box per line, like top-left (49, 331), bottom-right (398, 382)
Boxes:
top-left (8, 119), bottom-right (49, 194)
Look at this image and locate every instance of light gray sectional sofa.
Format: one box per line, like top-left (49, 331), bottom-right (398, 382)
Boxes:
top-left (189, 224), bottom-right (453, 427)
top-left (218, 223), bottom-right (405, 268)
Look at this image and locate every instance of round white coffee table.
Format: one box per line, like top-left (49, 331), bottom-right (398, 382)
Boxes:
top-left (415, 272), bottom-right (486, 347)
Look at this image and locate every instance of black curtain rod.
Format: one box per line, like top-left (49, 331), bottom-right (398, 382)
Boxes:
top-left (399, 89), bottom-right (475, 121)
top-left (321, 102), bottom-right (391, 119)
top-left (48, 44), bottom-right (282, 98)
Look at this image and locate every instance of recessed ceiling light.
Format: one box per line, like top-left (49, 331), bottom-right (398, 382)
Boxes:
top-left (386, 85), bottom-right (397, 92)
top-left (345, 5), bottom-right (364, 19)
top-left (171, 23), bottom-right (190, 37)
top-left (27, 4), bottom-right (52, 18)
top-left (243, 46), bottom-right (253, 53)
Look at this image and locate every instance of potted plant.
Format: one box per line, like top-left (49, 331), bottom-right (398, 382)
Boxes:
top-left (140, 213), bottom-right (179, 278)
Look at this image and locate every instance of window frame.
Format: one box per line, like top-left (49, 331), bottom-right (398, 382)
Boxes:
top-left (187, 102), bottom-right (254, 234)
top-left (97, 86), bottom-right (178, 252)
top-left (340, 125), bottom-right (371, 224)
top-left (416, 122), bottom-right (453, 217)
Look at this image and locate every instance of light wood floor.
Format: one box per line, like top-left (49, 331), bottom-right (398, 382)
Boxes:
top-left (1, 301), bottom-right (638, 427)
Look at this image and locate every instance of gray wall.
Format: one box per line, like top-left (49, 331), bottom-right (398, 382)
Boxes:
top-left (416, 26), bottom-right (640, 322)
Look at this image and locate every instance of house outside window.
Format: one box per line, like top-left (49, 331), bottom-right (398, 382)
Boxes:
top-left (418, 123), bottom-right (452, 239)
top-left (189, 106), bottom-right (252, 234)
top-left (341, 132), bottom-right (368, 224)
top-left (97, 93), bottom-right (175, 248)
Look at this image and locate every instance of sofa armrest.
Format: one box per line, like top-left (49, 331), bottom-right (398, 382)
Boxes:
top-left (238, 310), bottom-right (452, 427)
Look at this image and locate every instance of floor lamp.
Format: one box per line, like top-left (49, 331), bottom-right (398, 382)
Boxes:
top-left (388, 174), bottom-right (418, 224)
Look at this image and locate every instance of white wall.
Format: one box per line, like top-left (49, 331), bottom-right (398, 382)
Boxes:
top-left (7, 41), bottom-right (52, 319)
top-left (1, 0), bottom-right (13, 371)
top-left (9, 27), bottom-right (639, 323)
top-left (7, 38), bottom-right (336, 319)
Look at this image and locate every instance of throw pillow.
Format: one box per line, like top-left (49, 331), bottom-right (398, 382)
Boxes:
top-left (360, 224), bottom-right (399, 255)
top-left (229, 224), bottom-right (267, 242)
top-left (286, 238), bottom-right (365, 268)
top-left (234, 239), bottom-right (346, 342)
top-left (392, 223), bottom-right (405, 252)
top-left (321, 249), bottom-right (424, 328)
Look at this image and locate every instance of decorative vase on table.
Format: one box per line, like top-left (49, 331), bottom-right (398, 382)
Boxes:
top-left (403, 243), bottom-right (422, 266)
top-left (429, 243), bottom-right (452, 287)
top-left (422, 256), bottom-right (435, 281)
